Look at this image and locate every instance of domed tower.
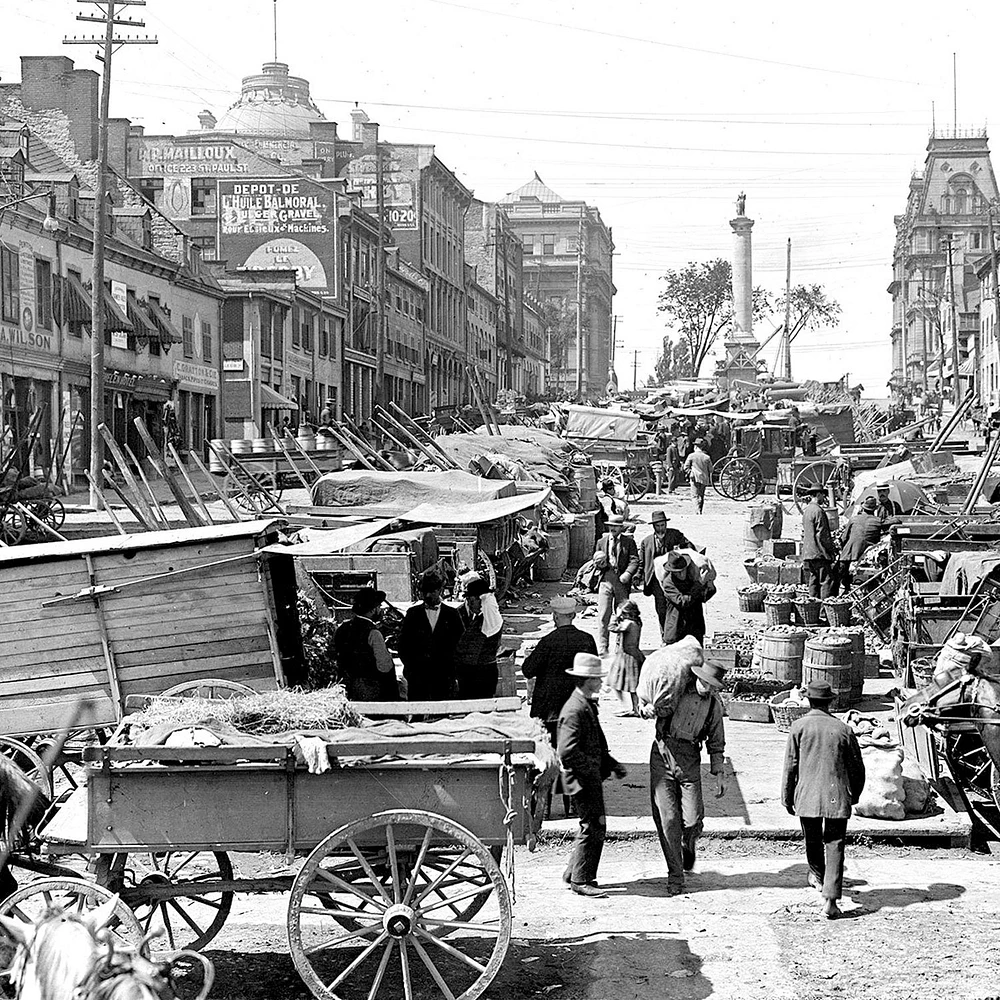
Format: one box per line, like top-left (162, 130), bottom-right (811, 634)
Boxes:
top-left (214, 61), bottom-right (325, 137)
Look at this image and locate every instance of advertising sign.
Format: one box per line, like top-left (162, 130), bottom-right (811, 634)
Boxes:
top-left (110, 280), bottom-right (129, 350)
top-left (218, 178), bottom-right (337, 295)
top-left (18, 242), bottom-right (35, 337)
top-left (343, 145), bottom-right (419, 231)
top-left (173, 360), bottom-right (220, 392)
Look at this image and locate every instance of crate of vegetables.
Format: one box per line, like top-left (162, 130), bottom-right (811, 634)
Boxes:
top-left (723, 675), bottom-right (794, 723)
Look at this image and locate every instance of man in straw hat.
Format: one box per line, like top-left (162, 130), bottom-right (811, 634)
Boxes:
top-left (781, 680), bottom-right (866, 919)
top-left (522, 596), bottom-right (599, 746)
top-left (595, 513), bottom-right (639, 656)
top-left (647, 652), bottom-right (727, 895)
top-left (801, 486), bottom-right (835, 599)
top-left (557, 652), bottom-right (627, 897)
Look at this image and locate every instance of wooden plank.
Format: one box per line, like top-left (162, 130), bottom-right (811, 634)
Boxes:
top-left (0, 663), bottom-right (112, 696)
top-left (101, 589), bottom-right (269, 618)
top-left (167, 442), bottom-right (214, 525)
top-left (0, 697), bottom-right (117, 738)
top-left (108, 622), bottom-right (270, 654)
top-left (0, 630), bottom-right (106, 659)
top-left (85, 553), bottom-right (124, 714)
top-left (101, 470), bottom-right (152, 529)
top-left (100, 609), bottom-right (268, 644)
top-left (119, 662), bottom-right (276, 693)
top-left (352, 698), bottom-right (522, 716)
top-left (0, 612), bottom-right (110, 643)
top-left (90, 537), bottom-right (256, 579)
top-left (122, 440), bottom-right (170, 528)
top-left (115, 635), bottom-right (271, 669)
top-left (84, 471), bottom-right (129, 535)
top-left (133, 418), bottom-right (205, 527)
top-left (98, 423), bottom-right (158, 529)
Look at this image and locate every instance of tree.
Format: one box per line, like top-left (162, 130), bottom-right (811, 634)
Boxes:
top-left (650, 338), bottom-right (693, 385)
top-left (655, 259), bottom-right (772, 378)
top-left (778, 283), bottom-right (842, 343)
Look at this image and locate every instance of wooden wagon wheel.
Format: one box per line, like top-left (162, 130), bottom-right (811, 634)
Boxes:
top-left (0, 877), bottom-right (145, 992)
top-left (288, 810), bottom-right (512, 1000)
top-left (225, 469), bottom-right (283, 513)
top-left (0, 505), bottom-right (26, 546)
top-left (717, 458), bottom-right (763, 503)
top-left (0, 737), bottom-right (52, 801)
top-left (105, 850), bottom-right (235, 953)
top-left (21, 498), bottom-right (66, 535)
top-left (793, 460), bottom-right (842, 512)
top-left (161, 679), bottom-right (256, 700)
top-left (623, 465), bottom-right (650, 503)
top-left (942, 728), bottom-right (1000, 811)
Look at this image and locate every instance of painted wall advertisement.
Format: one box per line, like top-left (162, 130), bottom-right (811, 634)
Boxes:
top-left (0, 242), bottom-right (52, 353)
top-left (110, 280), bottom-right (129, 350)
top-left (342, 145), bottom-right (419, 231)
top-left (217, 178), bottom-right (337, 296)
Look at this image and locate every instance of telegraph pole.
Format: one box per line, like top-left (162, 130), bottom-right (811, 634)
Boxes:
top-left (990, 209), bottom-right (1000, 405)
top-left (783, 238), bottom-right (793, 380)
top-left (374, 137), bottom-right (386, 420)
top-left (945, 233), bottom-right (962, 405)
top-left (632, 350), bottom-right (639, 392)
top-left (65, 2), bottom-right (156, 508)
top-left (575, 209), bottom-right (584, 400)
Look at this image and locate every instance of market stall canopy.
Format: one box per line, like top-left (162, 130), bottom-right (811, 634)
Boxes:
top-left (853, 479), bottom-right (929, 514)
top-left (400, 488), bottom-right (550, 525)
top-left (262, 519), bottom-right (397, 557)
top-left (261, 385), bottom-right (298, 409)
top-left (562, 404), bottom-right (641, 442)
top-left (311, 469), bottom-right (516, 511)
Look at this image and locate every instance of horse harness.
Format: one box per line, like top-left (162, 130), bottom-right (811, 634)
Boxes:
top-left (917, 672), bottom-right (1000, 727)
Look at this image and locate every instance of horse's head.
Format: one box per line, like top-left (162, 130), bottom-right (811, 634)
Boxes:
top-left (0, 895), bottom-right (120, 1000)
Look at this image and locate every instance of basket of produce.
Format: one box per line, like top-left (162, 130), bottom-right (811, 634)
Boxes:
top-left (823, 597), bottom-right (853, 626)
top-left (792, 596), bottom-right (822, 626)
top-left (724, 675), bottom-right (793, 723)
top-left (769, 688), bottom-right (812, 732)
top-left (909, 656), bottom-right (937, 691)
top-left (738, 586), bottom-right (766, 613)
top-left (764, 597), bottom-right (793, 626)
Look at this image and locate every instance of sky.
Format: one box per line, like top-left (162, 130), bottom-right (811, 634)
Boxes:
top-left (5, 0), bottom-right (1000, 398)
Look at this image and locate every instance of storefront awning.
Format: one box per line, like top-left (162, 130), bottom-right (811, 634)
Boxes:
top-left (261, 385), bottom-right (298, 409)
top-left (125, 290), bottom-right (158, 344)
top-left (101, 285), bottom-right (133, 335)
top-left (59, 272), bottom-right (92, 325)
top-left (144, 298), bottom-right (181, 345)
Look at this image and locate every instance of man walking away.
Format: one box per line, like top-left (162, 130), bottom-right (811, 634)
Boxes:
top-left (781, 680), bottom-right (866, 919)
top-left (683, 438), bottom-right (713, 514)
top-left (664, 436), bottom-right (681, 493)
top-left (594, 514), bottom-right (639, 656)
top-left (522, 596), bottom-right (598, 746)
top-left (645, 657), bottom-right (726, 896)
top-left (801, 487), bottom-right (835, 599)
top-left (557, 653), bottom-right (627, 898)
top-left (637, 511), bottom-right (696, 634)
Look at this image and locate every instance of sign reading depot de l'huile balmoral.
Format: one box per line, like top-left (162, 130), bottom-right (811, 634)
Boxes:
top-left (217, 178), bottom-right (337, 296)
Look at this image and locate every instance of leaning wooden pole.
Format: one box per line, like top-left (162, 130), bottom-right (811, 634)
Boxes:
top-left (388, 401), bottom-right (460, 467)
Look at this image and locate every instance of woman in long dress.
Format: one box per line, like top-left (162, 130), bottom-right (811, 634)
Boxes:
top-left (608, 600), bottom-right (645, 717)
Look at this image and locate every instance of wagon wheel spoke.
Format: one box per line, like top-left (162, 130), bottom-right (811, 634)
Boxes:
top-left (415, 926), bottom-right (488, 974)
top-left (326, 931), bottom-right (389, 991)
top-left (367, 940), bottom-right (395, 1000)
top-left (403, 828), bottom-right (434, 906)
top-left (159, 902), bottom-right (178, 950)
top-left (167, 899), bottom-right (209, 939)
top-left (412, 848), bottom-right (472, 906)
top-left (398, 937), bottom-right (414, 1000)
top-left (313, 866), bottom-right (385, 910)
top-left (410, 934), bottom-right (457, 1000)
top-left (304, 922), bottom-right (382, 957)
top-left (385, 826), bottom-right (402, 905)
top-left (346, 838), bottom-right (394, 905)
top-left (421, 917), bottom-right (501, 932)
top-left (418, 883), bottom-right (499, 913)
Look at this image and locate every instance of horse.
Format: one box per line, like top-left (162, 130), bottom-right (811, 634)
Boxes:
top-left (0, 896), bottom-right (213, 1000)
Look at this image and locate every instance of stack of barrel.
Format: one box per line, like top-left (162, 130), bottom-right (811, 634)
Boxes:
top-left (756, 626), bottom-right (865, 711)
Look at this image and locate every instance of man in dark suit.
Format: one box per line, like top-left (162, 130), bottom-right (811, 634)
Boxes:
top-left (557, 652), bottom-right (626, 897)
top-left (781, 680), bottom-right (866, 919)
top-left (801, 487), bottom-right (835, 599)
top-left (594, 514), bottom-right (639, 655)
top-left (396, 570), bottom-right (465, 700)
top-left (660, 552), bottom-right (715, 645)
top-left (636, 510), bottom-right (697, 633)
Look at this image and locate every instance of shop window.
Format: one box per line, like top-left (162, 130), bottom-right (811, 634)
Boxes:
top-left (302, 312), bottom-right (313, 352)
top-left (182, 315), bottom-right (193, 359)
top-left (291, 307), bottom-right (301, 348)
top-left (190, 179), bottom-right (217, 216)
top-left (319, 319), bottom-right (328, 357)
top-left (542, 234), bottom-right (556, 256)
top-left (137, 178), bottom-right (163, 208)
top-left (35, 259), bottom-right (52, 330)
top-left (201, 320), bottom-right (212, 362)
top-left (0, 245), bottom-right (19, 323)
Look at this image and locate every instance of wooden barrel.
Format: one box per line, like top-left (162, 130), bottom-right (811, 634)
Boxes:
top-left (208, 439), bottom-right (227, 473)
top-left (757, 628), bottom-right (808, 684)
top-left (573, 465), bottom-right (598, 510)
top-left (826, 626), bottom-right (865, 704)
top-left (535, 526), bottom-right (570, 581)
top-left (802, 635), bottom-right (854, 711)
top-left (568, 512), bottom-right (596, 570)
top-left (251, 437), bottom-right (270, 454)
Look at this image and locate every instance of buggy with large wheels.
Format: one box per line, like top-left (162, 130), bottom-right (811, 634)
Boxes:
top-left (712, 423), bottom-right (797, 502)
top-left (9, 727), bottom-right (541, 1000)
top-left (561, 404), bottom-right (652, 503)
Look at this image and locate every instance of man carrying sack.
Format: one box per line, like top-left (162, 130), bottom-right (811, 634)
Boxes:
top-left (643, 649), bottom-right (727, 896)
top-left (557, 653), bottom-right (627, 898)
top-left (781, 680), bottom-right (866, 919)
top-left (636, 510), bottom-right (696, 634)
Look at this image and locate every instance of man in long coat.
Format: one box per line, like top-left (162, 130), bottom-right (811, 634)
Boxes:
top-left (594, 514), bottom-right (639, 655)
top-left (801, 487), bottom-right (835, 599)
top-left (636, 510), bottom-right (696, 634)
top-left (396, 570), bottom-right (465, 700)
top-left (781, 680), bottom-right (866, 919)
top-left (660, 552), bottom-right (715, 646)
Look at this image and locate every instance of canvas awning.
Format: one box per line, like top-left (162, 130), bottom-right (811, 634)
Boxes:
top-left (261, 385), bottom-right (298, 409)
top-left (101, 285), bottom-right (133, 335)
top-left (144, 298), bottom-right (181, 345)
top-left (59, 272), bottom-right (92, 325)
top-left (126, 290), bottom-right (158, 343)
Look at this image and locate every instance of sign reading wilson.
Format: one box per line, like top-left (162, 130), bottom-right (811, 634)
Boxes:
top-left (217, 178), bottom-right (337, 296)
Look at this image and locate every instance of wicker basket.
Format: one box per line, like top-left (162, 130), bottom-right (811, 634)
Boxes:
top-left (770, 690), bottom-right (811, 733)
top-left (738, 587), bottom-right (766, 613)
top-left (793, 598), bottom-right (822, 625)
top-left (824, 600), bottom-right (854, 626)
top-left (764, 599), bottom-right (793, 626)
top-left (910, 656), bottom-right (937, 691)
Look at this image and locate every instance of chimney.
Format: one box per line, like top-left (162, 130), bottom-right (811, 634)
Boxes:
top-left (361, 121), bottom-right (379, 153)
top-left (351, 105), bottom-right (370, 142)
top-left (198, 109), bottom-right (217, 131)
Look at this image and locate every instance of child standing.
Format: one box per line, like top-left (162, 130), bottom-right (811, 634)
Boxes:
top-left (608, 600), bottom-right (645, 717)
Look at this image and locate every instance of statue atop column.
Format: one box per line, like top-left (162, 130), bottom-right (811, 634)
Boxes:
top-left (736, 191), bottom-right (746, 217)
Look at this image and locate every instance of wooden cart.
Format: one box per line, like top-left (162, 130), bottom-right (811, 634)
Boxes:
top-left (20, 733), bottom-right (538, 1000)
top-left (562, 405), bottom-right (652, 501)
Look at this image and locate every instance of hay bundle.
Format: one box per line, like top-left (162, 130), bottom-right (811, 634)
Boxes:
top-left (131, 686), bottom-right (363, 738)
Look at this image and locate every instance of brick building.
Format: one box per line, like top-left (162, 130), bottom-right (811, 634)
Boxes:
top-left (464, 263), bottom-right (499, 403)
top-left (500, 173), bottom-right (614, 400)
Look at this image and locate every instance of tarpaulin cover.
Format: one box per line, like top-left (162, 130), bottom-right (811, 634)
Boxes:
top-left (938, 551), bottom-right (1000, 596)
top-left (400, 488), bottom-right (550, 525)
top-left (262, 519), bottom-right (397, 557)
top-left (311, 470), bottom-right (516, 510)
top-left (563, 404), bottom-right (642, 442)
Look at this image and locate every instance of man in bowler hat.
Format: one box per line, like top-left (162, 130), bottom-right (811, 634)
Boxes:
top-left (557, 652), bottom-right (627, 897)
top-left (781, 680), bottom-right (866, 919)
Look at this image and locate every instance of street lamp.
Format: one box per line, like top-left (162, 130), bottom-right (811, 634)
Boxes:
top-left (42, 192), bottom-right (60, 234)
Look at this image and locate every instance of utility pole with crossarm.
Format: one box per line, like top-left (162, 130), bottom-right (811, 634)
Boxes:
top-left (65, 2), bottom-right (156, 509)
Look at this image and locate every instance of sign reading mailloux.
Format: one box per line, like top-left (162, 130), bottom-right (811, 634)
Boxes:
top-left (218, 178), bottom-right (336, 296)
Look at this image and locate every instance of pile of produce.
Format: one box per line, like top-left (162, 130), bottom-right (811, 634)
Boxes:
top-left (725, 674), bottom-right (792, 702)
top-left (130, 687), bottom-right (363, 739)
top-left (707, 631), bottom-right (757, 672)
top-left (843, 710), bottom-right (895, 745)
